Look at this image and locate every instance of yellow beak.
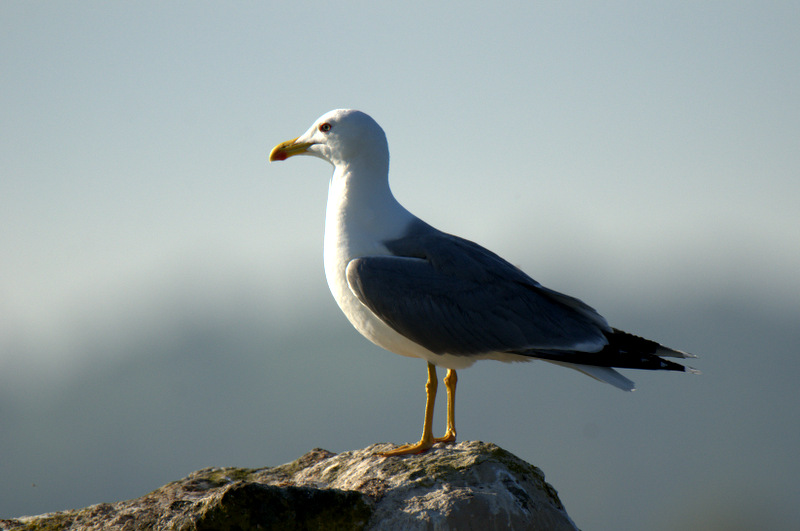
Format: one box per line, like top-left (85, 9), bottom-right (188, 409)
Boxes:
top-left (269, 137), bottom-right (313, 162)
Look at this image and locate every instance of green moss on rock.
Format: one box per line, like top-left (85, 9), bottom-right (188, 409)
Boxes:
top-left (2, 441), bottom-right (576, 531)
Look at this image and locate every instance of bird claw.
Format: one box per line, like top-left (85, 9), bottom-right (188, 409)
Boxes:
top-left (379, 439), bottom-right (435, 456)
top-left (433, 430), bottom-right (456, 444)
top-left (379, 431), bottom-right (457, 457)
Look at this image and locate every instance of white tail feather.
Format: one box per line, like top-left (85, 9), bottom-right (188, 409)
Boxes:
top-left (546, 361), bottom-right (636, 391)
top-left (656, 345), bottom-right (696, 359)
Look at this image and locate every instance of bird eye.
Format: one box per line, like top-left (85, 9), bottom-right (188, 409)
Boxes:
top-left (319, 122), bottom-right (332, 133)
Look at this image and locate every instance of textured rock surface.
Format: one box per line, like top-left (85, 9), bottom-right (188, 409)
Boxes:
top-left (1, 441), bottom-right (578, 530)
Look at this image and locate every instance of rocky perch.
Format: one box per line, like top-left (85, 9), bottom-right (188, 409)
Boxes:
top-left (1, 441), bottom-right (578, 530)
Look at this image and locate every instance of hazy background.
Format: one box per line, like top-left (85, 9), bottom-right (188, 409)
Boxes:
top-left (2, 2), bottom-right (798, 530)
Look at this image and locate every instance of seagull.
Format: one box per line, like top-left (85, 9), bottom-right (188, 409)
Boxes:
top-left (269, 109), bottom-right (697, 456)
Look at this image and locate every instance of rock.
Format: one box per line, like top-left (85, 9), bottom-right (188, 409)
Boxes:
top-left (1, 441), bottom-right (578, 530)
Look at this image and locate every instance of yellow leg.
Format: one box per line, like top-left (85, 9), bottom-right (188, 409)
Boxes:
top-left (380, 362), bottom-right (438, 456)
top-left (434, 369), bottom-right (457, 444)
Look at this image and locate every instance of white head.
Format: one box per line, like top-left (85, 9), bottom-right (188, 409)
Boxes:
top-left (269, 109), bottom-right (388, 169)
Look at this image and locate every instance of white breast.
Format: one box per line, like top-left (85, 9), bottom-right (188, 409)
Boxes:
top-left (322, 166), bottom-right (460, 363)
top-left (321, 164), bottom-right (499, 370)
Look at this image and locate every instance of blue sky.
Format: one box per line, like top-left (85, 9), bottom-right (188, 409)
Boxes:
top-left (2, 2), bottom-right (799, 529)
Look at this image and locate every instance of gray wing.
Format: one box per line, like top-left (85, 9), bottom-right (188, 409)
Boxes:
top-left (345, 222), bottom-right (611, 357)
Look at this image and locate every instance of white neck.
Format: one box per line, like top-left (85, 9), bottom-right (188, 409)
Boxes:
top-left (324, 156), bottom-right (414, 257)
top-left (323, 155), bottom-right (415, 309)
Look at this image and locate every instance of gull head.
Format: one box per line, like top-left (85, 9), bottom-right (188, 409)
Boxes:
top-left (269, 109), bottom-right (388, 169)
